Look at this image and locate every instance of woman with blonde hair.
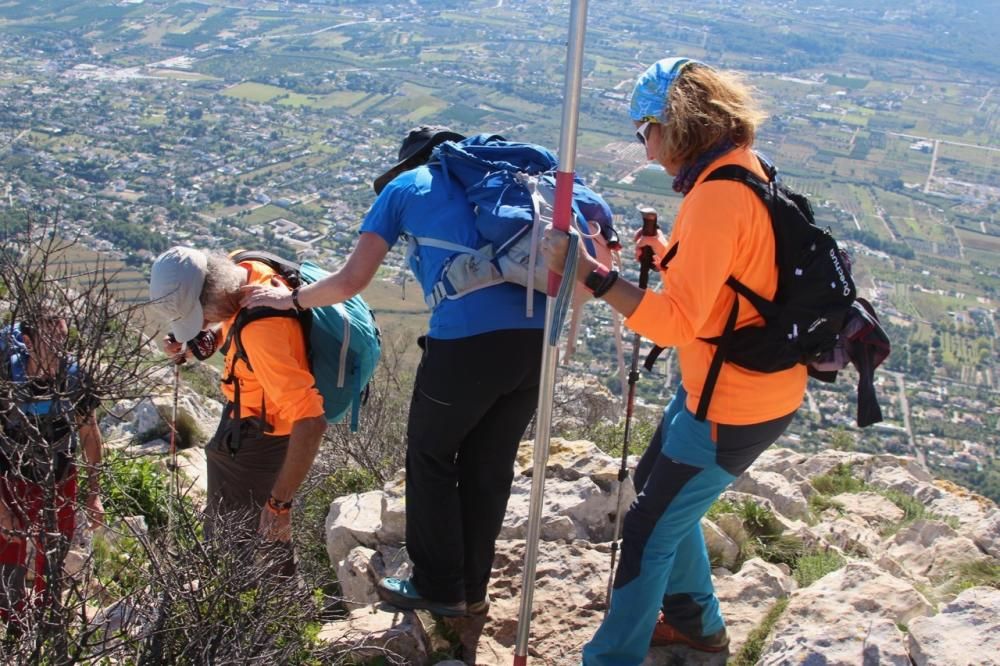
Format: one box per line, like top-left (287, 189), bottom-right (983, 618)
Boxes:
top-left (543, 58), bottom-right (805, 664)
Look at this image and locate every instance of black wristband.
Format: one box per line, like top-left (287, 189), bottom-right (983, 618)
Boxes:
top-left (592, 270), bottom-right (619, 298)
top-left (290, 287), bottom-right (306, 312)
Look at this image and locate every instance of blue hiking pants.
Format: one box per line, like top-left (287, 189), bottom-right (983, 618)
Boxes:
top-left (582, 387), bottom-right (794, 666)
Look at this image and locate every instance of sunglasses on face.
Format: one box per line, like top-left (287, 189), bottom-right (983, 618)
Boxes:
top-left (635, 120), bottom-right (655, 146)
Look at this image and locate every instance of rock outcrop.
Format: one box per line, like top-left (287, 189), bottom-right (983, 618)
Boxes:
top-left (321, 444), bottom-right (999, 665)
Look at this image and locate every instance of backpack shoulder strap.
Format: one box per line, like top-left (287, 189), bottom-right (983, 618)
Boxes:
top-left (703, 163), bottom-right (772, 206)
top-left (221, 306), bottom-right (302, 376)
top-left (230, 251), bottom-right (303, 288)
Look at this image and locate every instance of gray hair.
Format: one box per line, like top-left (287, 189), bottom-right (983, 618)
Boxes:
top-left (200, 252), bottom-right (244, 323)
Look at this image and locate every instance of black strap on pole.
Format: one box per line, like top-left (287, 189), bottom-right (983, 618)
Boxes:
top-left (605, 205), bottom-right (658, 610)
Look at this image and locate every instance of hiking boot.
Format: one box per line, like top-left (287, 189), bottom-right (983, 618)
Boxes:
top-left (650, 614), bottom-right (729, 652)
top-left (466, 592), bottom-right (491, 616)
top-left (376, 577), bottom-right (467, 617)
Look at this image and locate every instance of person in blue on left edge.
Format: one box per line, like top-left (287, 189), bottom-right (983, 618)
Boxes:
top-left (240, 126), bottom-right (546, 617)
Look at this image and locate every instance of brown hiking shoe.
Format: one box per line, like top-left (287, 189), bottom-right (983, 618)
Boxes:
top-left (650, 613), bottom-right (729, 652)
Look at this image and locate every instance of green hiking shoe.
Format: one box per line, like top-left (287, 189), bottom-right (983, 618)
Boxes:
top-left (376, 577), bottom-right (467, 617)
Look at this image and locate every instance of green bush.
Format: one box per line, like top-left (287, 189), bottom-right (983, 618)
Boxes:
top-left (138, 407), bottom-right (202, 450)
top-left (811, 463), bottom-right (866, 495)
top-left (752, 534), bottom-right (807, 568)
top-left (91, 530), bottom-right (149, 599)
top-left (794, 550), bottom-right (846, 587)
top-left (946, 559), bottom-right (1000, 594)
top-left (102, 451), bottom-right (173, 530)
top-left (706, 498), bottom-right (738, 522)
top-left (879, 488), bottom-right (960, 535)
top-left (737, 500), bottom-right (785, 539)
top-left (808, 493), bottom-right (845, 516)
top-left (581, 416), bottom-right (657, 458)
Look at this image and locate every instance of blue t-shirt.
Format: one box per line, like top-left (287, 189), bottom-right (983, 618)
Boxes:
top-left (360, 164), bottom-right (545, 339)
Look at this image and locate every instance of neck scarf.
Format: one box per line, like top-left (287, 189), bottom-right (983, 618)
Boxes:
top-left (672, 140), bottom-right (737, 195)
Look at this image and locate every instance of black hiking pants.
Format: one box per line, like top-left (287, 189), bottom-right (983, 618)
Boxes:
top-left (406, 329), bottom-right (543, 605)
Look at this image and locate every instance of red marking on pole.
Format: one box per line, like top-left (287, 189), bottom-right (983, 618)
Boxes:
top-left (547, 169), bottom-right (577, 296)
top-left (513, 656), bottom-right (528, 666)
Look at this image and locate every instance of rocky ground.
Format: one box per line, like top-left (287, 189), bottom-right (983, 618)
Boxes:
top-left (86, 369), bottom-right (999, 665)
top-left (322, 440), bottom-right (1000, 666)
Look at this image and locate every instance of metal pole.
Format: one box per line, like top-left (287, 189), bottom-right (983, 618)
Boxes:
top-left (605, 206), bottom-right (658, 610)
top-left (513, 2), bottom-right (588, 664)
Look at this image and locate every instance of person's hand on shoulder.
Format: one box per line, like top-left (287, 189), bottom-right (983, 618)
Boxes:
top-left (240, 277), bottom-right (293, 311)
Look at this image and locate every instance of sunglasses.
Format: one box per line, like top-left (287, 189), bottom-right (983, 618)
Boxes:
top-left (635, 120), bottom-right (656, 146)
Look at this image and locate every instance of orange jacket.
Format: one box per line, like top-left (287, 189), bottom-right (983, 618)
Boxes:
top-left (219, 261), bottom-right (325, 436)
top-left (626, 147), bottom-right (806, 424)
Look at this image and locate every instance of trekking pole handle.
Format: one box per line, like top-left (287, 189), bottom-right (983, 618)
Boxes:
top-left (637, 206), bottom-right (658, 289)
top-left (639, 205), bottom-right (658, 238)
top-left (166, 333), bottom-right (187, 365)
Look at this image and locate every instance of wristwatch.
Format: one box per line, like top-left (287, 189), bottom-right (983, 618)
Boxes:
top-left (584, 265), bottom-right (609, 294)
top-left (584, 266), bottom-right (619, 298)
top-left (290, 287), bottom-right (306, 312)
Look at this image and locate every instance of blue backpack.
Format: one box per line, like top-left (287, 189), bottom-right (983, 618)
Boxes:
top-left (1, 323), bottom-right (81, 474)
top-left (223, 251), bottom-right (382, 434)
top-left (1, 323), bottom-right (80, 418)
top-left (411, 134), bottom-right (620, 315)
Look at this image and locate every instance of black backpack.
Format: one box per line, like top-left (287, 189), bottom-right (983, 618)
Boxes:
top-left (648, 156), bottom-right (859, 422)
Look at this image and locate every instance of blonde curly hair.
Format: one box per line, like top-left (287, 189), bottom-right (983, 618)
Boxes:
top-left (655, 64), bottom-right (767, 166)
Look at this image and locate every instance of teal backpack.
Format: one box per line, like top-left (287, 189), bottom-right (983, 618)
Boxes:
top-left (223, 251), bottom-right (381, 434)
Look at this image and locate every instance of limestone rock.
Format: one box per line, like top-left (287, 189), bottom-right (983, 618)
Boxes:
top-left (864, 464), bottom-right (942, 504)
top-left (326, 491), bottom-right (383, 566)
top-left (971, 510), bottom-right (1000, 558)
top-left (337, 546), bottom-right (379, 608)
top-left (715, 512), bottom-right (750, 547)
top-left (502, 474), bottom-right (623, 543)
top-left (370, 545), bottom-right (413, 582)
top-left (177, 446), bottom-right (208, 500)
top-left (759, 561), bottom-right (932, 665)
top-left (926, 481), bottom-right (994, 529)
top-left (907, 586), bottom-right (1000, 665)
top-left (375, 472), bottom-right (406, 545)
top-left (885, 519), bottom-right (985, 584)
top-left (318, 605), bottom-right (428, 664)
top-left (731, 469), bottom-right (810, 521)
top-left (482, 539), bottom-right (608, 664)
top-left (831, 491), bottom-right (905, 528)
top-left (813, 514), bottom-right (883, 558)
top-left (516, 437), bottom-right (623, 488)
top-left (713, 558), bottom-right (795, 650)
top-left (702, 519), bottom-right (740, 570)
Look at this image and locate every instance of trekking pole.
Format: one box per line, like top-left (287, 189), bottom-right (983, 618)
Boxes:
top-left (604, 205), bottom-right (658, 612)
top-left (513, 2), bottom-right (588, 664)
top-left (165, 335), bottom-right (184, 519)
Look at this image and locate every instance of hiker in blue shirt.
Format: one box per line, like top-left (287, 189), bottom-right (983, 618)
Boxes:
top-left (241, 126), bottom-right (546, 616)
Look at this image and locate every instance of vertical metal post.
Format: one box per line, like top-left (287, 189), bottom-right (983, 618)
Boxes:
top-left (512, 1), bottom-right (589, 663)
